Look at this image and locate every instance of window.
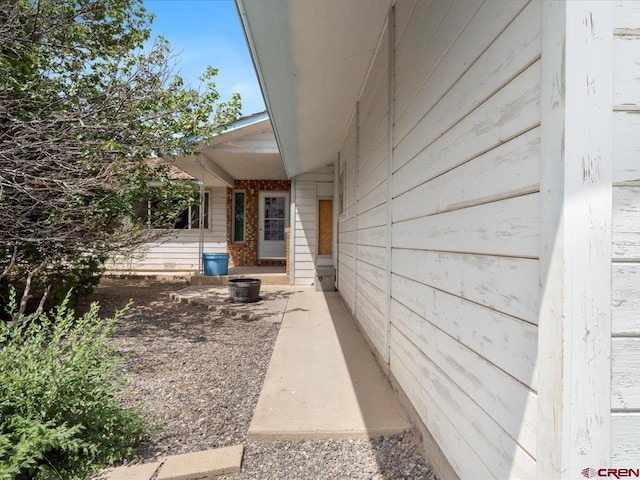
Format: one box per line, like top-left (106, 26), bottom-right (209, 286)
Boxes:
top-left (135, 192), bottom-right (209, 230)
top-left (263, 196), bottom-right (286, 240)
top-left (176, 193), bottom-right (209, 230)
top-left (232, 190), bottom-right (246, 243)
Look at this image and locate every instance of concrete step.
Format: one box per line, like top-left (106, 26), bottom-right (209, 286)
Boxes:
top-left (99, 462), bottom-right (161, 480)
top-left (98, 445), bottom-right (243, 480)
top-left (170, 285), bottom-right (291, 323)
top-left (190, 273), bottom-right (289, 286)
top-left (157, 445), bottom-right (244, 480)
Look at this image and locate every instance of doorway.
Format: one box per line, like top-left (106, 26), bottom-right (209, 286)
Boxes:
top-left (258, 191), bottom-right (289, 259)
top-left (317, 198), bottom-right (333, 266)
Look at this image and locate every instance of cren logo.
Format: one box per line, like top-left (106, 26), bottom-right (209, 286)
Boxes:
top-left (590, 468), bottom-right (640, 478)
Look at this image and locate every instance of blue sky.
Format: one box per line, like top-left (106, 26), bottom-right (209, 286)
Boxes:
top-left (143, 0), bottom-right (265, 117)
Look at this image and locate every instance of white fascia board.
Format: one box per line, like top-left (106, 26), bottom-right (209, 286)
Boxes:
top-left (235, 0), bottom-right (299, 179)
top-left (208, 117), bottom-right (272, 147)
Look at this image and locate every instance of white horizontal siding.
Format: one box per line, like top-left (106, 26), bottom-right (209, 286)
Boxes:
top-left (333, 3), bottom-right (542, 478)
top-left (613, 186), bottom-right (640, 260)
top-left (390, 340), bottom-right (496, 479)
top-left (392, 193), bottom-right (540, 258)
top-left (296, 165), bottom-right (334, 183)
top-left (394, 0), bottom-right (532, 145)
top-left (293, 166), bottom-right (334, 286)
top-left (613, 263), bottom-right (640, 335)
top-left (392, 127), bottom-right (540, 222)
top-left (614, 112), bottom-right (640, 184)
top-left (392, 299), bottom-right (537, 458)
top-left (614, 0), bottom-right (640, 31)
top-left (612, 413), bottom-right (640, 467)
top-left (392, 249), bottom-right (538, 326)
top-left (354, 22), bottom-right (389, 349)
top-left (391, 324), bottom-right (536, 479)
top-left (611, 2), bottom-right (640, 464)
top-left (391, 2), bottom-right (539, 478)
top-left (107, 187), bottom-right (226, 272)
top-left (391, 273), bottom-right (538, 392)
top-left (393, 59), bottom-right (541, 196)
top-left (612, 338), bottom-right (640, 410)
top-left (338, 107), bottom-right (358, 311)
top-left (394, 0), bottom-right (481, 124)
top-left (614, 36), bottom-right (640, 109)
top-left (357, 161), bottom-right (387, 212)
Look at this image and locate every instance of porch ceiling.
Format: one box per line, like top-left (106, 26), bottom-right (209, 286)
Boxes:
top-left (236, 0), bottom-right (392, 177)
top-left (166, 114), bottom-right (287, 188)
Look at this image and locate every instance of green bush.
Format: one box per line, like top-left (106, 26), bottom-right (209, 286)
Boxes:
top-left (0, 292), bottom-right (149, 480)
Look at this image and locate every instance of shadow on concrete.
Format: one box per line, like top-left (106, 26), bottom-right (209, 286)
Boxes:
top-left (321, 291), bottom-right (438, 478)
top-left (248, 288), bottom-right (409, 440)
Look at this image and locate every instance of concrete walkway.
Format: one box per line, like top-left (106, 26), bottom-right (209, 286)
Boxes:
top-left (249, 288), bottom-right (411, 439)
top-left (171, 285), bottom-right (411, 439)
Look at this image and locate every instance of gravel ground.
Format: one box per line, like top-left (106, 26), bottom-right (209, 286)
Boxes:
top-left (83, 278), bottom-right (437, 479)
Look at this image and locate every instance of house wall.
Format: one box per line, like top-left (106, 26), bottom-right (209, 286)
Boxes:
top-left (107, 187), bottom-right (227, 273)
top-left (292, 165), bottom-right (334, 286)
top-left (337, 2), bottom-right (540, 478)
top-left (226, 180), bottom-right (290, 266)
top-left (611, 0), bottom-right (640, 467)
top-left (338, 116), bottom-right (357, 307)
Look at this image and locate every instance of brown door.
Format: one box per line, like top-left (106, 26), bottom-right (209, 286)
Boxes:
top-left (318, 199), bottom-right (333, 256)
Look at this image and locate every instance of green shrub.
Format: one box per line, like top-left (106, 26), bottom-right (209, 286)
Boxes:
top-left (0, 291), bottom-right (148, 480)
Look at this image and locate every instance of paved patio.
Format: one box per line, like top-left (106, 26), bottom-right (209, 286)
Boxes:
top-left (170, 285), bottom-right (292, 323)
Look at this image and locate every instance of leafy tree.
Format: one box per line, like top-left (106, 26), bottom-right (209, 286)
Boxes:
top-left (0, 0), bottom-right (241, 318)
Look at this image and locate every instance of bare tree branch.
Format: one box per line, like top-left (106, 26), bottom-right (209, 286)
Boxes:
top-left (0, 246), bottom-right (17, 281)
top-left (16, 263), bottom-right (45, 320)
top-left (34, 284), bottom-right (51, 317)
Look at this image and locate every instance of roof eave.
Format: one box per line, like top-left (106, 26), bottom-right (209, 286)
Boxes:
top-left (235, 0), bottom-right (299, 179)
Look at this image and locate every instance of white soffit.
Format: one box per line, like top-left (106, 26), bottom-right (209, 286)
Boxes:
top-left (237, 0), bottom-right (391, 177)
top-left (168, 115), bottom-right (287, 186)
top-left (203, 117), bottom-right (287, 181)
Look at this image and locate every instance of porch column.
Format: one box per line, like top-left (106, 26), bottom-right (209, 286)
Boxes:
top-left (538, 1), bottom-right (613, 478)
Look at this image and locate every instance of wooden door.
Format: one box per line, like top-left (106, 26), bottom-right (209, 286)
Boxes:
top-left (318, 199), bottom-right (333, 256)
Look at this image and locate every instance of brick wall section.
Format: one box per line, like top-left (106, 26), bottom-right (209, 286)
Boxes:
top-left (226, 180), bottom-right (291, 266)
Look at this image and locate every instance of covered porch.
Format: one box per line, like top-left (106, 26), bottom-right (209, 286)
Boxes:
top-left (107, 111), bottom-right (295, 277)
top-left (170, 110), bottom-right (291, 271)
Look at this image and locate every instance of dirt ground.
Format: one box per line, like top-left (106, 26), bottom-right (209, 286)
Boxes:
top-left (79, 277), bottom-right (188, 317)
top-left (80, 277), bottom-right (279, 461)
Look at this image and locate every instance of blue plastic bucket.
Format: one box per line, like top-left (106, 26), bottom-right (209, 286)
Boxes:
top-left (202, 253), bottom-right (229, 276)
